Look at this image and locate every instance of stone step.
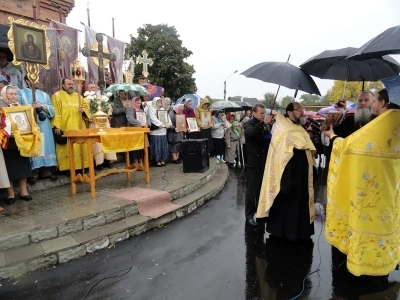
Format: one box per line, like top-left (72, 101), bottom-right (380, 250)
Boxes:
top-left (0, 160), bottom-right (220, 252)
top-left (0, 165), bottom-right (229, 279)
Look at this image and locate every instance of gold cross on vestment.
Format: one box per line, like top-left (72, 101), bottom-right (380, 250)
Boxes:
top-left (136, 50), bottom-right (153, 78)
top-left (81, 33), bottom-right (117, 90)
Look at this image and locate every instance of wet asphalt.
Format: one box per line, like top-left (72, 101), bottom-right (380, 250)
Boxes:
top-left (1, 168), bottom-right (400, 300)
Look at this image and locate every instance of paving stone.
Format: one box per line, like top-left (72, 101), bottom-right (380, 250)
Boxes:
top-left (123, 205), bottom-right (138, 217)
top-left (0, 263), bottom-right (27, 279)
top-left (30, 227), bottom-right (58, 243)
top-left (85, 237), bottom-right (109, 253)
top-left (5, 244), bottom-right (44, 265)
top-left (104, 208), bottom-right (124, 223)
top-left (0, 252), bottom-right (5, 267)
top-left (27, 254), bottom-right (57, 271)
top-left (58, 219), bottom-right (83, 236)
top-left (58, 245), bottom-right (86, 263)
top-left (109, 231), bottom-right (129, 244)
top-left (41, 236), bottom-right (79, 254)
top-left (83, 215), bottom-right (105, 230)
top-left (0, 233), bottom-right (30, 251)
top-left (72, 221), bottom-right (128, 244)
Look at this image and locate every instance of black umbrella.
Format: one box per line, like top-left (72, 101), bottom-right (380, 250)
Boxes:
top-left (233, 101), bottom-right (253, 109)
top-left (241, 62), bottom-right (321, 96)
top-left (348, 25), bottom-right (400, 61)
top-left (300, 47), bottom-right (400, 88)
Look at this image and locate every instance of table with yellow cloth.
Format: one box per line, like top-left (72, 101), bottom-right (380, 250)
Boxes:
top-left (63, 127), bottom-right (150, 198)
top-left (325, 109), bottom-right (400, 276)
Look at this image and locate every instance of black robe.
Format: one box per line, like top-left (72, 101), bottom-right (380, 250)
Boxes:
top-left (266, 149), bottom-right (315, 241)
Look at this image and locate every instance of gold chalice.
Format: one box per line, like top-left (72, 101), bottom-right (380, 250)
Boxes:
top-left (91, 107), bottom-right (108, 134)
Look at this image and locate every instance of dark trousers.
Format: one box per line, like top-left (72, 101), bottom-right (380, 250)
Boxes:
top-left (245, 167), bottom-right (264, 220)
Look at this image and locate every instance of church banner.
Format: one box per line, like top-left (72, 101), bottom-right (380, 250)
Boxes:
top-left (39, 27), bottom-right (59, 96)
top-left (107, 36), bottom-right (125, 84)
top-left (83, 24), bottom-right (98, 84)
top-left (50, 20), bottom-right (78, 81)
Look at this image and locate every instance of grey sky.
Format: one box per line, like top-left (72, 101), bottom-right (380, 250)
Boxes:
top-left (67, 0), bottom-right (400, 100)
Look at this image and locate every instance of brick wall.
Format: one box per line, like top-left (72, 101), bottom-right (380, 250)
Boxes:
top-left (0, 0), bottom-right (75, 26)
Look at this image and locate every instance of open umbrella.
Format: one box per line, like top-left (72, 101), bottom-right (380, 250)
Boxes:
top-left (233, 101), bottom-right (253, 109)
top-left (381, 75), bottom-right (400, 106)
top-left (241, 62), bottom-right (321, 96)
top-left (175, 94), bottom-right (202, 107)
top-left (105, 83), bottom-right (148, 95)
top-left (300, 47), bottom-right (400, 88)
top-left (210, 100), bottom-right (244, 112)
top-left (347, 25), bottom-right (400, 61)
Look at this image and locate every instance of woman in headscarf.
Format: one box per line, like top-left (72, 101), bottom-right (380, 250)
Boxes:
top-left (225, 120), bottom-right (241, 167)
top-left (182, 99), bottom-right (197, 139)
top-left (195, 98), bottom-right (214, 153)
top-left (168, 104), bottom-right (185, 163)
top-left (211, 109), bottom-right (229, 163)
top-left (126, 96), bottom-right (146, 170)
top-left (147, 97), bottom-right (172, 166)
top-left (0, 85), bottom-right (32, 204)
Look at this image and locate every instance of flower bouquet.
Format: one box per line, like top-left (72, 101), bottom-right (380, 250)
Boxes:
top-left (83, 91), bottom-right (113, 115)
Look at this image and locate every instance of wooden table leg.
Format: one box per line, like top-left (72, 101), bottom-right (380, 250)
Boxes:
top-left (143, 134), bottom-right (150, 183)
top-left (87, 139), bottom-right (96, 199)
top-left (125, 151), bottom-right (131, 181)
top-left (68, 138), bottom-right (77, 195)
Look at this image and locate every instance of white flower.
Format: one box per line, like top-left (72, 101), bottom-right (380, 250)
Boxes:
top-left (106, 92), bottom-right (112, 97)
top-left (84, 91), bottom-right (90, 97)
top-left (87, 96), bottom-right (94, 100)
top-left (89, 91), bottom-right (96, 96)
top-left (101, 95), bottom-right (109, 102)
top-left (96, 100), bottom-right (101, 105)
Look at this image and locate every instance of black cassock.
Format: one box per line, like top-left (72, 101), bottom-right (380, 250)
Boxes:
top-left (266, 149), bottom-right (315, 241)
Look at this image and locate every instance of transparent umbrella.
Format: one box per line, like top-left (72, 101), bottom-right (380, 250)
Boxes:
top-left (105, 83), bottom-right (149, 95)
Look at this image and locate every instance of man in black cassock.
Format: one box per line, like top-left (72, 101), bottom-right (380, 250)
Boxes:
top-left (244, 103), bottom-right (273, 226)
top-left (257, 102), bottom-right (317, 241)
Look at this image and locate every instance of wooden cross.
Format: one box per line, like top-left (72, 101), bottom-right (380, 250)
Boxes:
top-left (136, 50), bottom-right (153, 78)
top-left (81, 33), bottom-right (117, 90)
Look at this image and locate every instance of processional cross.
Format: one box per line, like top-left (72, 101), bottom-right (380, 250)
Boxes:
top-left (81, 33), bottom-right (117, 90)
top-left (136, 50), bottom-right (153, 78)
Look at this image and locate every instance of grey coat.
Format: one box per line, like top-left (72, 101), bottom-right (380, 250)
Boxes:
top-left (111, 97), bottom-right (127, 127)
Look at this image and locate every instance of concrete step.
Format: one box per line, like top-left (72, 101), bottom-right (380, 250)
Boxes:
top-left (0, 165), bottom-right (229, 279)
top-left (0, 160), bottom-right (220, 252)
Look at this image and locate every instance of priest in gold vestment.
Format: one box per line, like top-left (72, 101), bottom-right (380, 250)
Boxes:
top-left (51, 79), bottom-right (90, 171)
top-left (324, 88), bottom-right (400, 277)
top-left (256, 102), bottom-right (317, 241)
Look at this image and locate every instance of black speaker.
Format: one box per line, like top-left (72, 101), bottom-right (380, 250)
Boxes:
top-left (182, 139), bottom-right (209, 173)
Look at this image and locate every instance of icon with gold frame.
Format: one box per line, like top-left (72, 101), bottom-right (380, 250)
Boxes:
top-left (1, 106), bottom-right (34, 135)
top-left (186, 117), bottom-right (199, 132)
top-left (200, 111), bottom-right (212, 128)
top-left (157, 110), bottom-right (169, 126)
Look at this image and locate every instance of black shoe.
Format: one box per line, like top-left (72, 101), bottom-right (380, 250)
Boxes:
top-left (19, 194), bottom-right (32, 201)
top-left (5, 197), bottom-right (15, 205)
top-left (247, 219), bottom-right (257, 227)
top-left (28, 177), bottom-right (37, 185)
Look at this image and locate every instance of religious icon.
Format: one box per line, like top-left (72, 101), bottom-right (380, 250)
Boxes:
top-left (200, 111), bottom-right (212, 128)
top-left (175, 114), bottom-right (187, 132)
top-left (157, 110), bottom-right (169, 126)
top-left (135, 111), bottom-right (147, 127)
top-left (187, 118), bottom-right (199, 132)
top-left (322, 111), bottom-right (343, 131)
top-left (3, 107), bottom-right (34, 135)
top-left (12, 23), bottom-right (47, 64)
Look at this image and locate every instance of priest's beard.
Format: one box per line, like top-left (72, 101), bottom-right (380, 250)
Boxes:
top-left (294, 116), bottom-right (307, 125)
top-left (66, 87), bottom-right (74, 94)
top-left (354, 107), bottom-right (372, 125)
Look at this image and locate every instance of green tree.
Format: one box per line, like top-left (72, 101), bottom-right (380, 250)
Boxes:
top-left (280, 95), bottom-right (295, 107)
top-left (262, 92), bottom-right (276, 108)
top-left (126, 24), bottom-right (197, 100)
top-left (326, 80), bottom-right (384, 104)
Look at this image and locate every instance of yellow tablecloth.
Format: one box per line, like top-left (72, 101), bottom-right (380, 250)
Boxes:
top-left (100, 132), bottom-right (144, 153)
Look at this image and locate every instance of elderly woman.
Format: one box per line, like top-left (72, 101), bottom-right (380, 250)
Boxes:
top-left (0, 85), bottom-right (32, 204)
top-left (225, 121), bottom-right (241, 167)
top-left (147, 97), bottom-right (172, 166)
top-left (168, 104), bottom-right (185, 163)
